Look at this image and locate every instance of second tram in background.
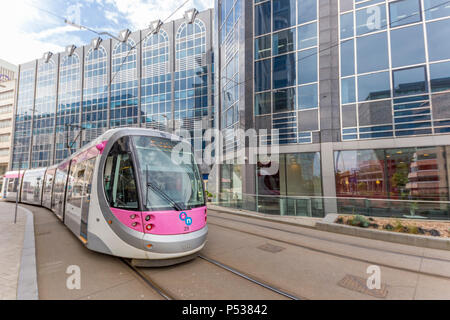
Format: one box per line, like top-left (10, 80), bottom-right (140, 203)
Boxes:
top-left (2, 128), bottom-right (208, 266)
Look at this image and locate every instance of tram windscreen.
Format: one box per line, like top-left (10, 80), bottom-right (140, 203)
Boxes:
top-left (133, 136), bottom-right (205, 211)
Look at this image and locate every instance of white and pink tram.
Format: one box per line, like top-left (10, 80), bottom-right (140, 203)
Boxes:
top-left (2, 128), bottom-right (208, 266)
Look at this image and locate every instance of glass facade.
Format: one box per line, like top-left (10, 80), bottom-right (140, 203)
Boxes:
top-left (13, 9), bottom-right (214, 171)
top-left (214, 0), bottom-right (450, 218)
top-left (13, 68), bottom-right (35, 169)
top-left (340, 0), bottom-right (450, 141)
top-left (32, 60), bottom-right (56, 168)
top-left (220, 0), bottom-right (242, 151)
top-left (82, 47), bottom-right (108, 145)
top-left (175, 19), bottom-right (210, 154)
top-left (335, 146), bottom-right (450, 219)
top-left (111, 39), bottom-right (139, 128)
top-left (56, 54), bottom-right (81, 162)
top-left (141, 30), bottom-right (171, 130)
top-left (254, 0), bottom-right (319, 145)
top-left (255, 152), bottom-right (323, 216)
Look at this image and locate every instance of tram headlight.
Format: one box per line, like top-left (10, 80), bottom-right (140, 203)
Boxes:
top-left (146, 224), bottom-right (154, 231)
top-left (132, 222), bottom-right (139, 227)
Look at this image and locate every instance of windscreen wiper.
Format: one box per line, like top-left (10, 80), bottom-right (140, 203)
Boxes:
top-left (146, 181), bottom-right (186, 212)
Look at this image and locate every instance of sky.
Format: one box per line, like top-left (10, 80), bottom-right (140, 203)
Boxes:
top-left (0, 0), bottom-right (214, 66)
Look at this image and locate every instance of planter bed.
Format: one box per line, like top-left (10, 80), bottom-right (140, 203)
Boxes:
top-left (337, 215), bottom-right (450, 238)
top-left (316, 214), bottom-right (450, 250)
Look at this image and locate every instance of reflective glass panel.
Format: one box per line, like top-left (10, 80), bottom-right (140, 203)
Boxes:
top-left (273, 53), bottom-right (296, 89)
top-left (424, 0), bottom-right (450, 20)
top-left (298, 48), bottom-right (317, 85)
top-left (273, 0), bottom-right (296, 31)
top-left (273, 28), bottom-right (296, 55)
top-left (255, 92), bottom-right (272, 115)
top-left (298, 0), bottom-right (317, 24)
top-left (357, 32), bottom-right (389, 73)
top-left (356, 4), bottom-right (387, 36)
top-left (340, 12), bottom-right (354, 39)
top-left (341, 77), bottom-right (356, 104)
top-left (255, 59), bottom-right (271, 92)
top-left (341, 39), bottom-right (355, 77)
top-left (390, 24), bottom-right (425, 68)
top-left (358, 71), bottom-right (391, 101)
top-left (427, 18), bottom-right (450, 61)
top-left (255, 2), bottom-right (271, 36)
top-left (389, 0), bottom-right (422, 27)
top-left (255, 35), bottom-right (271, 60)
top-left (298, 83), bottom-right (318, 109)
top-left (273, 87), bottom-right (296, 112)
top-left (393, 66), bottom-right (427, 97)
top-left (298, 22), bottom-right (317, 49)
top-left (430, 61), bottom-right (450, 92)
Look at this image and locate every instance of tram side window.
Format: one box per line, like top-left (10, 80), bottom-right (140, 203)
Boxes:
top-left (8, 179), bottom-right (16, 192)
top-left (67, 163), bottom-right (85, 209)
top-left (82, 158), bottom-right (95, 199)
top-left (104, 153), bottom-right (138, 210)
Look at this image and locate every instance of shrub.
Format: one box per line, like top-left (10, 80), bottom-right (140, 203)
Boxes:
top-left (409, 226), bottom-right (419, 235)
top-left (393, 220), bottom-right (404, 232)
top-left (348, 215), bottom-right (370, 228)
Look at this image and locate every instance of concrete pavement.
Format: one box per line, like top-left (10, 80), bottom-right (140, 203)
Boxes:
top-left (0, 201), bottom-right (37, 300)
top-left (206, 210), bottom-right (450, 299)
top-left (3, 200), bottom-right (450, 300)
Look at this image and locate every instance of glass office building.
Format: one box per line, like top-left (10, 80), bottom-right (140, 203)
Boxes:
top-left (213, 0), bottom-right (450, 218)
top-left (11, 9), bottom-right (214, 176)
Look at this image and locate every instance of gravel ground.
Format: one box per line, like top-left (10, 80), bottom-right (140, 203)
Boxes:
top-left (338, 215), bottom-right (450, 238)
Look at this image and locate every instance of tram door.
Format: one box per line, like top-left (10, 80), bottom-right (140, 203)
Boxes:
top-left (80, 158), bottom-right (95, 240)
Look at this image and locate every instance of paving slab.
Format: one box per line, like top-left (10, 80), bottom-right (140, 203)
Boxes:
top-left (205, 210), bottom-right (450, 300)
top-left (25, 204), bottom-right (162, 300)
top-left (0, 201), bottom-right (27, 300)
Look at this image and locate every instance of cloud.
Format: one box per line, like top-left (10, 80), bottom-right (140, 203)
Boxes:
top-left (104, 0), bottom-right (214, 30)
top-left (0, 0), bottom-right (215, 66)
top-left (0, 1), bottom-right (66, 65)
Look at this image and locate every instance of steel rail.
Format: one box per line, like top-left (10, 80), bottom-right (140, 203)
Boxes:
top-left (206, 216), bottom-right (450, 281)
top-left (198, 255), bottom-right (302, 300)
top-left (121, 258), bottom-right (176, 300)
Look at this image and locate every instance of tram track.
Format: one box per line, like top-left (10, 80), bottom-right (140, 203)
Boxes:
top-left (207, 214), bottom-right (450, 281)
top-left (121, 258), bottom-right (176, 300)
top-left (198, 255), bottom-right (302, 300)
top-left (122, 254), bottom-right (301, 300)
top-left (208, 212), bottom-right (450, 263)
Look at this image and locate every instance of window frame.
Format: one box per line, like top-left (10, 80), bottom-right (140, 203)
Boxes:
top-left (103, 137), bottom-right (142, 211)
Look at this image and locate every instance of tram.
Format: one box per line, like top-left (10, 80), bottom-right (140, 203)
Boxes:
top-left (2, 128), bottom-right (208, 266)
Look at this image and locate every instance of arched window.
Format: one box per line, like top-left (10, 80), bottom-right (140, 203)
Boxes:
top-left (12, 68), bottom-right (35, 169)
top-left (111, 39), bottom-right (138, 128)
top-left (141, 29), bottom-right (171, 129)
top-left (56, 54), bottom-right (81, 162)
top-left (82, 46), bottom-right (108, 145)
top-left (174, 19), bottom-right (209, 150)
top-left (32, 60), bottom-right (57, 168)
top-left (175, 19), bottom-right (206, 72)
